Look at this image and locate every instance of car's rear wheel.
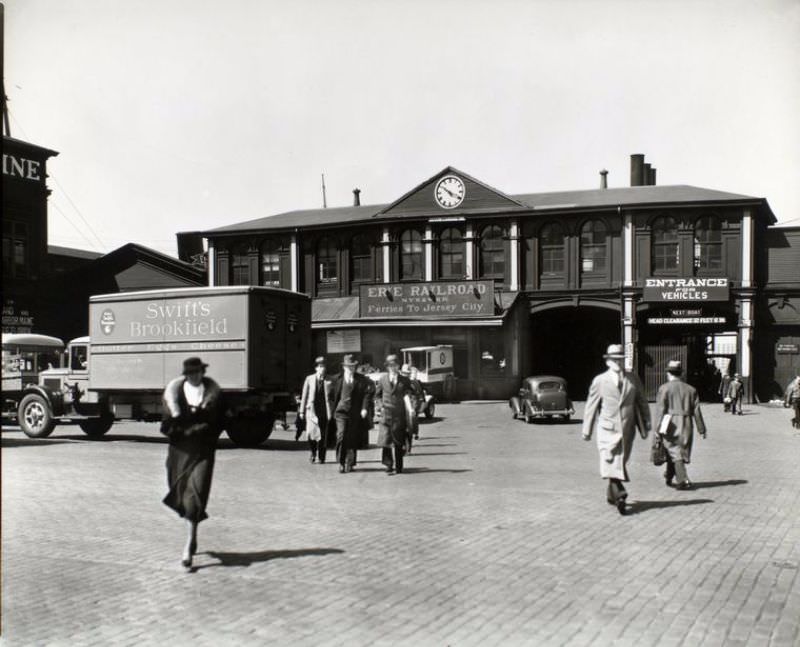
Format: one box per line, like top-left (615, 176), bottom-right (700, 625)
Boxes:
top-left (79, 414), bottom-right (114, 438)
top-left (226, 414), bottom-right (274, 447)
top-left (425, 403), bottom-right (435, 419)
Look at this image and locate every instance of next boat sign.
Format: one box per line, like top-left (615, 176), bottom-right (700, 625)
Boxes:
top-left (643, 277), bottom-right (729, 302)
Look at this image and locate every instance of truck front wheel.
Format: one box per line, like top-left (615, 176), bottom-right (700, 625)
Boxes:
top-left (79, 415), bottom-right (114, 438)
top-left (18, 394), bottom-right (56, 438)
top-left (226, 414), bottom-right (274, 448)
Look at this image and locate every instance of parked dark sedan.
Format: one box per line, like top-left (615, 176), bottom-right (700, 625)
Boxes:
top-left (509, 375), bottom-right (575, 423)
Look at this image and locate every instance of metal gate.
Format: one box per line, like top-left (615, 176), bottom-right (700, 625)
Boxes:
top-left (640, 344), bottom-right (687, 401)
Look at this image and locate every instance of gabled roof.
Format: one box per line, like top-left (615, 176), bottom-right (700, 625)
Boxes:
top-left (68, 242), bottom-right (206, 282)
top-left (48, 244), bottom-right (103, 260)
top-left (198, 181), bottom-right (775, 237)
top-left (377, 166), bottom-right (524, 216)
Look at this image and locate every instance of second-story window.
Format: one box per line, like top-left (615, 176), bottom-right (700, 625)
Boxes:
top-left (350, 234), bottom-right (373, 284)
top-left (400, 230), bottom-right (423, 280)
top-left (694, 216), bottom-right (722, 271)
top-left (652, 216), bottom-right (679, 273)
top-left (540, 223), bottom-right (565, 275)
top-left (580, 220), bottom-right (607, 273)
top-left (261, 239), bottom-right (282, 287)
top-left (439, 227), bottom-right (465, 279)
top-left (479, 225), bottom-right (505, 279)
top-left (317, 237), bottom-right (338, 287)
top-left (230, 242), bottom-right (250, 285)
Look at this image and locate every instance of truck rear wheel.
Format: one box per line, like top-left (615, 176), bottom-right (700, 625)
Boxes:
top-left (79, 415), bottom-right (114, 438)
top-left (18, 394), bottom-right (56, 438)
top-left (226, 414), bottom-right (274, 447)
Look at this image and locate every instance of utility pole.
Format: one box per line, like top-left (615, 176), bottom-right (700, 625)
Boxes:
top-left (1, 3), bottom-right (10, 137)
top-left (321, 173), bottom-right (327, 208)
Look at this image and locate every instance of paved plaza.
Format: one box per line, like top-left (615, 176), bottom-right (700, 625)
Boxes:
top-left (2, 400), bottom-right (799, 646)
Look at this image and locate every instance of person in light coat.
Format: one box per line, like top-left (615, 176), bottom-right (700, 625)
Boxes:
top-left (299, 356), bottom-right (336, 464)
top-left (727, 374), bottom-right (744, 415)
top-left (582, 344), bottom-right (651, 515)
top-left (653, 360), bottom-right (707, 489)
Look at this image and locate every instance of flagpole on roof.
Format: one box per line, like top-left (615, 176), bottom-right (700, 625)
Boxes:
top-left (321, 173), bottom-right (327, 209)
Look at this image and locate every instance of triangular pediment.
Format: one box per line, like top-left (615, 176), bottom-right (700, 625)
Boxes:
top-left (378, 166), bottom-right (524, 217)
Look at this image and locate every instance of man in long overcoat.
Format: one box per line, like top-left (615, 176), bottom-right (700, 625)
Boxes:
top-left (299, 356), bottom-right (336, 464)
top-left (582, 344), bottom-right (651, 515)
top-left (375, 355), bottom-right (413, 474)
top-left (654, 360), bottom-right (707, 489)
top-left (331, 354), bottom-right (373, 473)
top-left (727, 374), bottom-right (744, 415)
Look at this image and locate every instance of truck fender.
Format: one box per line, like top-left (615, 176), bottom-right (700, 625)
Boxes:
top-left (22, 384), bottom-right (64, 417)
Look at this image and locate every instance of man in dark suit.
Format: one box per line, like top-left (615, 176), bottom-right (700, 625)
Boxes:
top-left (331, 354), bottom-right (373, 473)
top-left (375, 355), bottom-right (413, 474)
top-left (654, 360), bottom-right (707, 490)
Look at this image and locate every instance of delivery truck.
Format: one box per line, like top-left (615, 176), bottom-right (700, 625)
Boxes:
top-left (7, 286), bottom-right (311, 447)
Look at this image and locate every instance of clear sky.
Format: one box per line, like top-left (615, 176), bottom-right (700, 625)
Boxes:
top-left (5, 0), bottom-right (800, 256)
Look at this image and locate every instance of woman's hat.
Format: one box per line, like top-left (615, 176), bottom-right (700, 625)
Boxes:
top-left (182, 357), bottom-right (208, 375)
top-left (603, 344), bottom-right (626, 359)
top-left (341, 354), bottom-right (359, 367)
top-left (314, 356), bottom-right (326, 366)
top-left (385, 354), bottom-right (400, 367)
top-left (666, 359), bottom-right (683, 374)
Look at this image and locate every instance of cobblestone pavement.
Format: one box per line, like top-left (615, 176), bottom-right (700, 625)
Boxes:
top-left (2, 401), bottom-right (799, 646)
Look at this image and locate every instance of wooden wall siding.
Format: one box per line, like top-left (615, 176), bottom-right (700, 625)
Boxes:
top-left (611, 233), bottom-right (623, 286)
top-left (764, 229), bottom-right (800, 285)
top-left (383, 175), bottom-right (520, 215)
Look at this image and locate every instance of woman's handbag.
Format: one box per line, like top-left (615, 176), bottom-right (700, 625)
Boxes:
top-left (651, 435), bottom-right (668, 466)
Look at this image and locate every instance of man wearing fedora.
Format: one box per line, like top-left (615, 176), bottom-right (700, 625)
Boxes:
top-left (299, 356), bottom-right (336, 464)
top-left (582, 344), bottom-right (651, 515)
top-left (331, 354), bottom-right (373, 473)
top-left (654, 360), bottom-right (707, 490)
top-left (375, 355), bottom-right (413, 474)
top-left (727, 373), bottom-right (744, 415)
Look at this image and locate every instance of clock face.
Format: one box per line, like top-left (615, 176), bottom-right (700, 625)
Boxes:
top-left (434, 175), bottom-right (465, 209)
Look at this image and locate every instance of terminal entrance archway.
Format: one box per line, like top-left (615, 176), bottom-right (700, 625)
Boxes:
top-left (529, 305), bottom-right (620, 399)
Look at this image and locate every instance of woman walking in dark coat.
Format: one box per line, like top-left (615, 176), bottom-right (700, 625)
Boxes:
top-left (161, 357), bottom-right (223, 569)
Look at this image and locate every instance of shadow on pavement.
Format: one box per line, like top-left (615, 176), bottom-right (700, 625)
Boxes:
top-left (419, 436), bottom-right (460, 440)
top-left (196, 548), bottom-right (344, 570)
top-left (399, 467), bottom-right (473, 474)
top-left (59, 434), bottom-right (168, 444)
top-left (692, 479), bottom-right (748, 489)
top-left (1, 437), bottom-right (74, 447)
top-left (627, 498), bottom-right (713, 515)
top-left (413, 443), bottom-right (456, 448)
top-left (408, 452), bottom-right (468, 456)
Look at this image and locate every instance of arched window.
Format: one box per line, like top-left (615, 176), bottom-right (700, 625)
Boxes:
top-left (580, 220), bottom-right (607, 273)
top-left (439, 227), bottom-right (465, 279)
top-left (694, 216), bottom-right (722, 271)
top-left (651, 216), bottom-right (679, 273)
top-left (260, 238), bottom-right (282, 287)
top-left (317, 237), bottom-right (338, 286)
top-left (479, 225), bottom-right (505, 279)
top-left (230, 242), bottom-right (251, 285)
top-left (400, 230), bottom-right (423, 280)
top-left (350, 234), bottom-right (373, 284)
top-left (539, 223), bottom-right (565, 275)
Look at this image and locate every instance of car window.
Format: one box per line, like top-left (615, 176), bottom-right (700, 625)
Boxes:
top-left (538, 381), bottom-right (563, 391)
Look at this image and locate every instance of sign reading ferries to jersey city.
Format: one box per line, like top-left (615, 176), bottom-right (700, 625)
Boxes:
top-left (360, 280), bottom-right (494, 318)
top-left (643, 277), bottom-right (730, 302)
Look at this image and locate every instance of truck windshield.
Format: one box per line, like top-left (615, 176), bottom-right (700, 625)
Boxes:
top-left (405, 351), bottom-right (426, 370)
top-left (70, 346), bottom-right (88, 370)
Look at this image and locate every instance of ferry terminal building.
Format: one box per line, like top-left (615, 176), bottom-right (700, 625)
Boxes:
top-left (184, 155), bottom-right (800, 402)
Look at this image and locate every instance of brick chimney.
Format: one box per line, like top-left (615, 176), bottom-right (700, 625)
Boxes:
top-left (631, 154), bottom-right (645, 186)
